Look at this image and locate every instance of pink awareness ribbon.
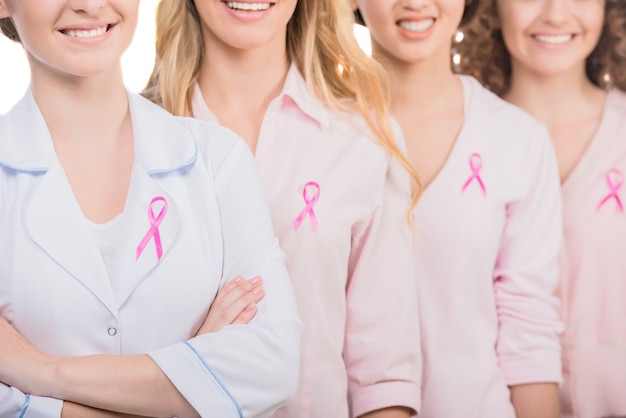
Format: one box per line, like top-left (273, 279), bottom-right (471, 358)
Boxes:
top-left (462, 153), bottom-right (486, 195)
top-left (136, 196), bottom-right (168, 261)
top-left (596, 168), bottom-right (624, 212)
top-left (293, 181), bottom-right (320, 232)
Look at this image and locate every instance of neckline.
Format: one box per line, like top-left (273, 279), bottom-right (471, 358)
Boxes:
top-left (561, 89), bottom-right (614, 190)
top-left (85, 213), bottom-right (124, 230)
top-left (417, 75), bottom-right (474, 199)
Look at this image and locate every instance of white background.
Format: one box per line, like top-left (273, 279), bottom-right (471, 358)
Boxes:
top-left (0, 4), bottom-right (371, 113)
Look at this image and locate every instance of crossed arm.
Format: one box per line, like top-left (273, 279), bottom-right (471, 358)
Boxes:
top-left (0, 276), bottom-right (264, 417)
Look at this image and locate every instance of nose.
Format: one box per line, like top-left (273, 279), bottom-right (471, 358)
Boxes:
top-left (542, 0), bottom-right (571, 26)
top-left (401, 0), bottom-right (429, 11)
top-left (69, 0), bottom-right (106, 15)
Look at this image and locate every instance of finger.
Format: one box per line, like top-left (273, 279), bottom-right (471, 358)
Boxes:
top-left (220, 282), bottom-right (264, 319)
top-left (219, 276), bottom-right (263, 308)
top-left (232, 303), bottom-right (258, 325)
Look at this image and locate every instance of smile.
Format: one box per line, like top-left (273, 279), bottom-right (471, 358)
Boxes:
top-left (398, 19), bottom-right (435, 33)
top-left (60, 24), bottom-right (113, 39)
top-left (532, 34), bottom-right (574, 45)
top-left (224, 2), bottom-right (273, 11)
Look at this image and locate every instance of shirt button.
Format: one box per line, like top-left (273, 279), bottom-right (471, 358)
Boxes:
top-left (108, 327), bottom-right (118, 336)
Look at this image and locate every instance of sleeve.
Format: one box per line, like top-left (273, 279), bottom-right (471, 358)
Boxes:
top-left (493, 125), bottom-right (563, 386)
top-left (343, 129), bottom-right (422, 417)
top-left (0, 384), bottom-right (63, 418)
top-left (148, 140), bottom-right (302, 418)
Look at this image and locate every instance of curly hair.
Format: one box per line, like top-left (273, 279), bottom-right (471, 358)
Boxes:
top-left (457, 0), bottom-right (626, 95)
top-left (0, 17), bottom-right (20, 42)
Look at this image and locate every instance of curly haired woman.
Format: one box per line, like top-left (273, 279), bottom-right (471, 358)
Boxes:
top-left (460, 1), bottom-right (626, 417)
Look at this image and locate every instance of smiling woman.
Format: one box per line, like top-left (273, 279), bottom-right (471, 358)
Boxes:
top-left (0, 0), bottom-right (303, 415)
top-left (0, 0), bottom-right (159, 113)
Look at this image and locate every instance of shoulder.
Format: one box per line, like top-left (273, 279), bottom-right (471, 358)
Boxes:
top-left (128, 92), bottom-right (248, 176)
top-left (462, 75), bottom-right (551, 150)
top-left (177, 115), bottom-right (250, 176)
top-left (605, 88), bottom-right (626, 126)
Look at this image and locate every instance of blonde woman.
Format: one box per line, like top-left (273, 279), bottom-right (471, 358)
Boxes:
top-left (146, 0), bottom-right (422, 417)
top-left (460, 1), bottom-right (626, 416)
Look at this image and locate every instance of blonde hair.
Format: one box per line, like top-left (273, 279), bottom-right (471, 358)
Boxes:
top-left (146, 0), bottom-right (422, 218)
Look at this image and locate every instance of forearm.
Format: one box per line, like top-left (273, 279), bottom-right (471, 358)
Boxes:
top-left (61, 401), bottom-right (151, 418)
top-left (510, 383), bottom-right (559, 418)
top-left (47, 354), bottom-right (198, 417)
top-left (359, 406), bottom-right (412, 418)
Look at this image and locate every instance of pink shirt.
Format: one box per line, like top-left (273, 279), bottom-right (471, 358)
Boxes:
top-left (192, 66), bottom-right (421, 418)
top-left (413, 76), bottom-right (563, 418)
top-left (559, 89), bottom-right (626, 418)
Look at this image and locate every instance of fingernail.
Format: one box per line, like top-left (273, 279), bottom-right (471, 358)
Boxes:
top-left (251, 276), bottom-right (262, 284)
top-left (245, 303), bottom-right (256, 312)
top-left (234, 276), bottom-right (244, 284)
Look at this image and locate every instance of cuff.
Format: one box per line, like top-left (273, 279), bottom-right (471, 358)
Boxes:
top-left (148, 341), bottom-right (241, 418)
top-left (500, 350), bottom-right (562, 386)
top-left (21, 395), bottom-right (63, 418)
top-left (351, 381), bottom-right (420, 418)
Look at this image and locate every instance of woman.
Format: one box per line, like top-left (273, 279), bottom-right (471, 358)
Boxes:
top-left (459, 1), bottom-right (626, 416)
top-left (0, 0), bottom-right (301, 416)
top-left (355, 0), bottom-right (563, 416)
top-left (146, 0), bottom-right (423, 417)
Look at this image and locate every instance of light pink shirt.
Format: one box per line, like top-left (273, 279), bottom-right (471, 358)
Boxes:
top-left (558, 89), bottom-right (626, 418)
top-left (413, 76), bottom-right (563, 418)
top-left (192, 66), bottom-right (421, 418)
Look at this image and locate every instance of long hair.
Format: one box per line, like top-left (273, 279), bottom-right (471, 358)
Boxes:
top-left (457, 0), bottom-right (626, 95)
top-left (146, 0), bottom-right (422, 216)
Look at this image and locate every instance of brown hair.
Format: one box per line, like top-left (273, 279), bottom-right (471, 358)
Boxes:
top-left (457, 0), bottom-right (626, 95)
top-left (0, 17), bottom-right (20, 42)
top-left (146, 0), bottom-right (423, 216)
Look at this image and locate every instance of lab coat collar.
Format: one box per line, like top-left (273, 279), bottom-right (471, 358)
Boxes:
top-left (0, 87), bottom-right (198, 174)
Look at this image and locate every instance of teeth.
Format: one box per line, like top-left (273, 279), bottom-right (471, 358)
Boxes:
top-left (225, 2), bottom-right (271, 11)
top-left (399, 19), bottom-right (435, 33)
top-left (533, 34), bottom-right (573, 44)
top-left (63, 25), bottom-right (108, 38)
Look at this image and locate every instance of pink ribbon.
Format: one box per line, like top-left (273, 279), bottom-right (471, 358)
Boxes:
top-left (136, 196), bottom-right (168, 261)
top-left (293, 182), bottom-right (320, 232)
top-left (597, 168), bottom-right (624, 212)
top-left (462, 153), bottom-right (486, 195)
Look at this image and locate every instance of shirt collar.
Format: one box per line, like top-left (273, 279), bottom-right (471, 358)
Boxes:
top-left (192, 64), bottom-right (330, 129)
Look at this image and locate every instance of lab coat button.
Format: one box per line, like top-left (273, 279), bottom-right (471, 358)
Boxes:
top-left (108, 327), bottom-right (118, 336)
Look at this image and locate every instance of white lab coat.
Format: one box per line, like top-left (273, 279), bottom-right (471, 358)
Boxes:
top-left (0, 90), bottom-right (302, 417)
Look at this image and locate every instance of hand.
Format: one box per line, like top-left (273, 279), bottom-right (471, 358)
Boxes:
top-left (359, 406), bottom-right (412, 418)
top-left (195, 276), bottom-right (264, 335)
top-left (0, 317), bottom-right (53, 396)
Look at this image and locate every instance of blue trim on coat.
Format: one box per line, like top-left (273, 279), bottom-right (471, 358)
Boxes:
top-left (183, 341), bottom-right (243, 418)
top-left (18, 394), bottom-right (31, 418)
